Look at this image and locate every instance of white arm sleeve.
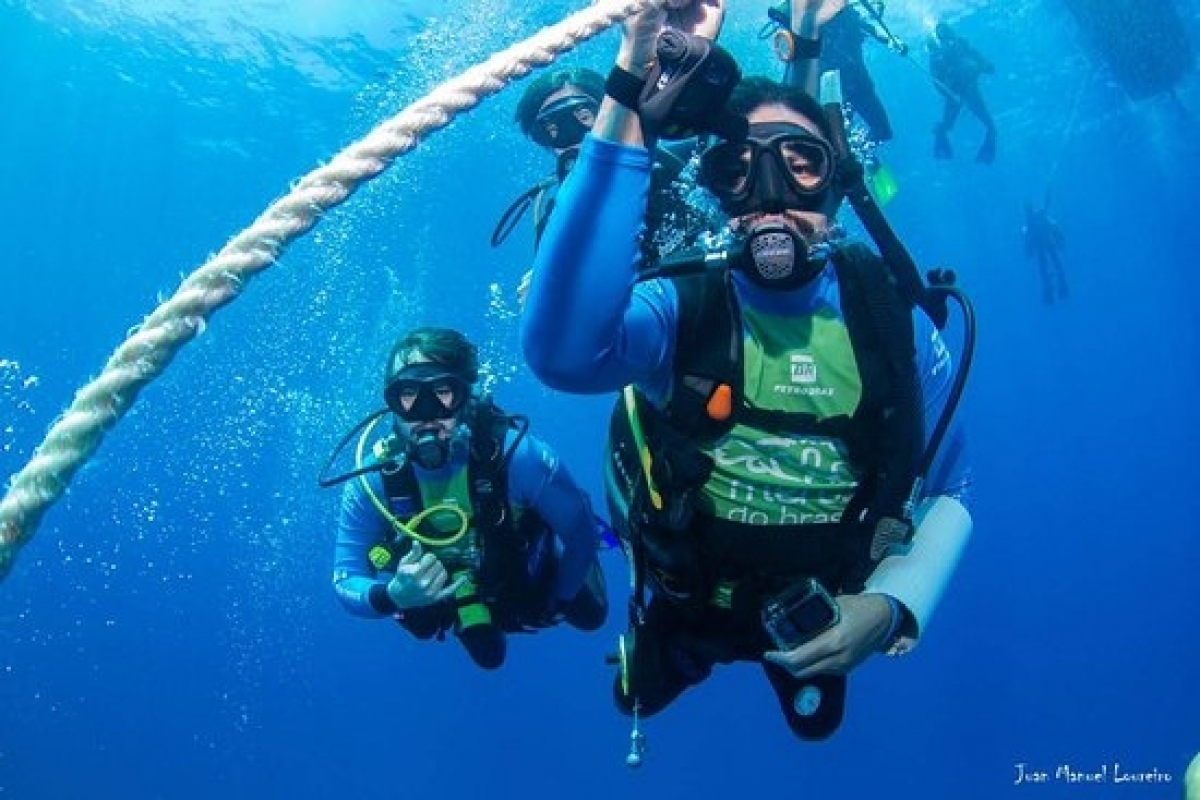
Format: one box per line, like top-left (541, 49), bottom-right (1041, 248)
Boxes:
top-left (864, 494), bottom-right (973, 649)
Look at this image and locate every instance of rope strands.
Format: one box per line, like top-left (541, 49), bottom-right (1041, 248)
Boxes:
top-left (0, 0), bottom-right (666, 582)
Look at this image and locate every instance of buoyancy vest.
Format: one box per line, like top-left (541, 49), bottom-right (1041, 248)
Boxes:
top-left (378, 401), bottom-right (552, 633)
top-left (605, 243), bottom-right (923, 599)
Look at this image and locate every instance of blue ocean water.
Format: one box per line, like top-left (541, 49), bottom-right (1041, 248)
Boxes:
top-left (2, 1), bottom-right (1198, 798)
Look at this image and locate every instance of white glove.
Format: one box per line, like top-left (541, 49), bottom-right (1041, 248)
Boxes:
top-left (386, 541), bottom-right (466, 610)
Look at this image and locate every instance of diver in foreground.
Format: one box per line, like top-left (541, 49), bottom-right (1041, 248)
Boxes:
top-left (521, 0), bottom-right (975, 755)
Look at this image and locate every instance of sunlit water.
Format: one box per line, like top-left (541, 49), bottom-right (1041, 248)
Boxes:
top-left (3, 1), bottom-right (1198, 798)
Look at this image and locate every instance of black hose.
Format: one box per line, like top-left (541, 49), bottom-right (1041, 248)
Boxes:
top-left (490, 181), bottom-right (552, 248)
top-left (915, 283), bottom-right (975, 480)
top-left (316, 409), bottom-right (393, 488)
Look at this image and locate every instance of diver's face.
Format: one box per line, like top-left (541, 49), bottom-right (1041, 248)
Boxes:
top-left (388, 352), bottom-right (465, 443)
top-left (537, 83), bottom-right (598, 156)
top-left (728, 103), bottom-right (832, 243)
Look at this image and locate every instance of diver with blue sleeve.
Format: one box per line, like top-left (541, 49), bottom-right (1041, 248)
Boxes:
top-left (323, 327), bottom-right (608, 670)
top-left (521, 0), bottom-right (974, 754)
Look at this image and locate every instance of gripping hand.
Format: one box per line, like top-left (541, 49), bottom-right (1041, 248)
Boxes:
top-left (386, 542), bottom-right (466, 610)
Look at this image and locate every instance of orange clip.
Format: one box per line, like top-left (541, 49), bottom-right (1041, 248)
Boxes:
top-left (706, 384), bottom-right (733, 421)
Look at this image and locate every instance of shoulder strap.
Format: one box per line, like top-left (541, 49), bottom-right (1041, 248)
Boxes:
top-left (661, 269), bottom-right (741, 441)
top-left (467, 399), bottom-right (549, 610)
top-left (464, 398), bottom-right (515, 545)
top-left (829, 244), bottom-right (922, 532)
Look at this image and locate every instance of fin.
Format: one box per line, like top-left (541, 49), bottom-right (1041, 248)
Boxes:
top-left (866, 160), bottom-right (900, 206)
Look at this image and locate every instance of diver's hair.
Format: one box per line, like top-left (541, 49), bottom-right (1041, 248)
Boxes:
top-left (385, 327), bottom-right (479, 385)
top-left (726, 76), bottom-right (835, 143)
top-left (515, 67), bottom-right (605, 141)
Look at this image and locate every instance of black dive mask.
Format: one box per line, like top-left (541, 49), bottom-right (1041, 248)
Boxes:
top-left (730, 222), bottom-right (829, 290)
top-left (531, 95), bottom-right (598, 150)
top-left (700, 122), bottom-right (838, 218)
top-left (383, 362), bottom-right (471, 423)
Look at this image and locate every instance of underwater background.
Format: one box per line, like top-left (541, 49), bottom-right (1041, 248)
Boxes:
top-left (2, 1), bottom-right (1197, 798)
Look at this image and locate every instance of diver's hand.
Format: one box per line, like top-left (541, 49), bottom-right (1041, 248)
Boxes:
top-left (617, 0), bottom-right (724, 68)
top-left (385, 542), bottom-right (465, 610)
top-left (794, 0), bottom-right (848, 32)
top-left (667, 0), bottom-right (724, 40)
top-left (762, 592), bottom-right (894, 679)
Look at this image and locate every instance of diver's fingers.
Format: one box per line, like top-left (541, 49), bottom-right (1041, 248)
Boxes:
top-left (416, 555), bottom-right (448, 586)
top-left (415, 551), bottom-right (442, 575)
top-left (422, 564), bottom-right (448, 595)
top-left (434, 572), bottom-right (469, 603)
top-left (398, 540), bottom-right (424, 566)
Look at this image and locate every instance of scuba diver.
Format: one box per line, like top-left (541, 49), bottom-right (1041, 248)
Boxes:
top-left (1023, 196), bottom-right (1067, 304)
top-left (522, 0), bottom-right (974, 755)
top-left (928, 21), bottom-right (997, 164)
top-left (496, 66), bottom-right (715, 267)
top-left (501, 67), bottom-right (606, 253)
top-left (322, 327), bottom-right (608, 670)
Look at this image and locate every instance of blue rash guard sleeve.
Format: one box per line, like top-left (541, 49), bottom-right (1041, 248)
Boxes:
top-left (522, 135), bottom-right (676, 395)
top-left (332, 469), bottom-right (393, 618)
top-left (330, 428), bottom-right (597, 618)
top-left (504, 431), bottom-right (597, 603)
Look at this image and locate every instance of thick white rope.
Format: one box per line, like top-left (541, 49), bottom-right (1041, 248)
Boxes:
top-left (0, 0), bottom-right (665, 582)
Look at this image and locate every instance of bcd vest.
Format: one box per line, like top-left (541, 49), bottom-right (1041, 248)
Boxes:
top-left (378, 401), bottom-right (552, 633)
top-left (605, 243), bottom-right (923, 598)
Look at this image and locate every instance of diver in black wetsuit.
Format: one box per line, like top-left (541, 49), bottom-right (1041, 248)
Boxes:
top-left (501, 67), bottom-right (708, 264)
top-left (1023, 198), bottom-right (1067, 304)
top-left (929, 22), bottom-right (997, 164)
top-left (819, 1), bottom-right (897, 144)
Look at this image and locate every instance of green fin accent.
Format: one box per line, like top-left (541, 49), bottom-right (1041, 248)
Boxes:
top-left (867, 160), bottom-right (900, 206)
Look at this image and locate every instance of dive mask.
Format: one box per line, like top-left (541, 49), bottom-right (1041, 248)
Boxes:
top-left (383, 362), bottom-right (471, 423)
top-left (700, 122), bottom-right (838, 217)
top-left (531, 94), bottom-right (598, 150)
